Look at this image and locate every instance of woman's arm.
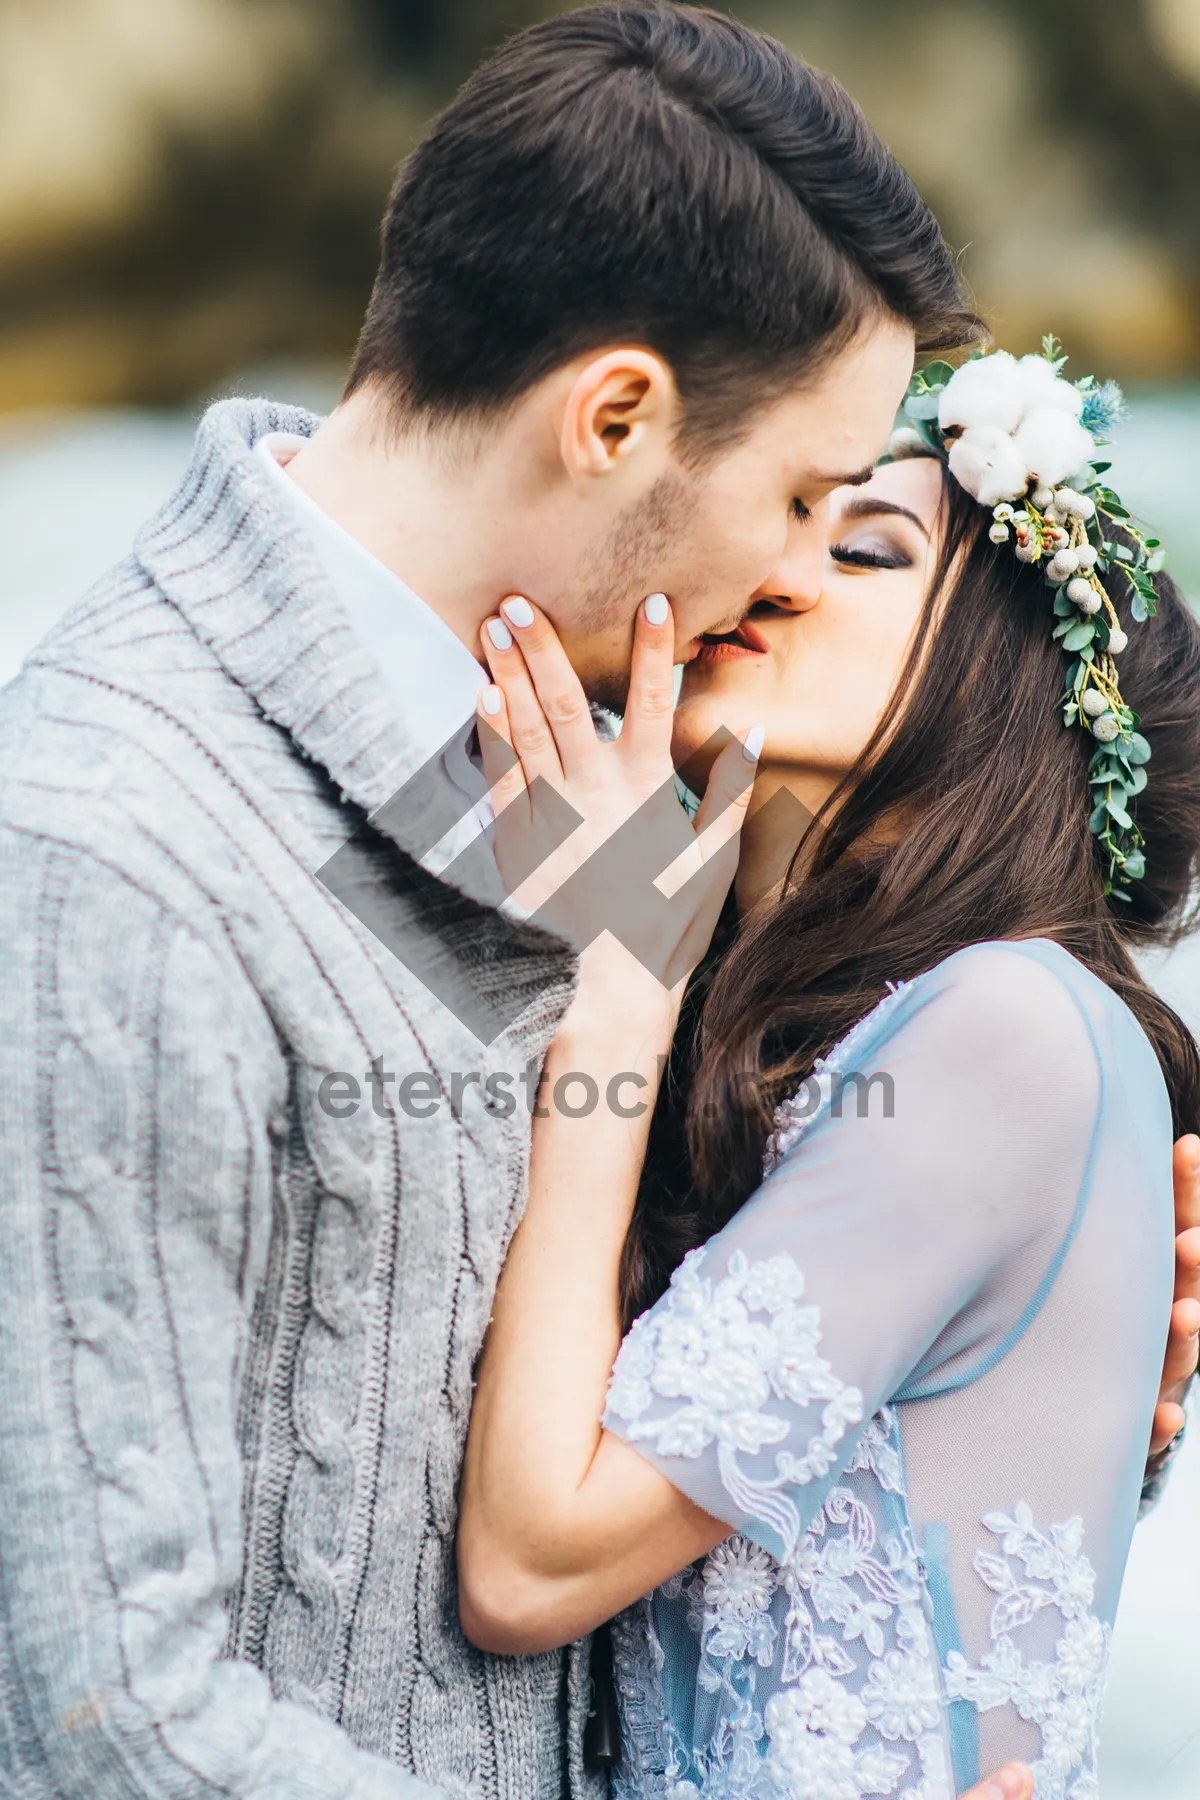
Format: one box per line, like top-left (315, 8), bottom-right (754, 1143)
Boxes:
top-left (459, 946), bottom-right (729, 1655)
top-left (458, 593), bottom-right (755, 1655)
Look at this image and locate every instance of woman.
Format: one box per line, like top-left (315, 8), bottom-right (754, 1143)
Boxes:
top-left (457, 348), bottom-right (1200, 1800)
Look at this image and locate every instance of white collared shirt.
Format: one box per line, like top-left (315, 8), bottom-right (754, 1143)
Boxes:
top-left (256, 432), bottom-right (494, 875)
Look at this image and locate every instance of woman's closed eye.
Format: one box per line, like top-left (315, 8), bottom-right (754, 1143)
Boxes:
top-left (829, 535), bottom-right (914, 572)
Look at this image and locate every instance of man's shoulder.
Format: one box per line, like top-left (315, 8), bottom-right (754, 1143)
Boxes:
top-left (0, 569), bottom-right (325, 927)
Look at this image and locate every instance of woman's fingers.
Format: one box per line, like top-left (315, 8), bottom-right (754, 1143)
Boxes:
top-left (621, 593), bottom-right (678, 771)
top-left (476, 682), bottom-right (528, 816)
top-left (494, 595), bottom-right (599, 779)
top-left (691, 726), bottom-right (763, 849)
top-left (481, 608), bottom-right (566, 791)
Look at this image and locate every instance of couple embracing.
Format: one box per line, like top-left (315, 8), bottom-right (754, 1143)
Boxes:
top-left (2, 7), bottom-right (1199, 1800)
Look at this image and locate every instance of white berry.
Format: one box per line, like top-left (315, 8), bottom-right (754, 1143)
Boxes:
top-left (1081, 689), bottom-right (1108, 717)
top-left (1047, 550), bottom-right (1080, 582)
top-left (1108, 627), bottom-right (1128, 654)
top-left (1092, 714), bottom-right (1120, 742)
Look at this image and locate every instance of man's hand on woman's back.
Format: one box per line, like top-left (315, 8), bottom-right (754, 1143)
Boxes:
top-left (1154, 1133), bottom-right (1200, 1458)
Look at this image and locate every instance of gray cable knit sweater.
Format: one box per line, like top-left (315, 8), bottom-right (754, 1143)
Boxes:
top-left (0, 399), bottom-right (604, 1800)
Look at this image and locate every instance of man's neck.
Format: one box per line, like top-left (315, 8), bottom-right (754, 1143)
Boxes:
top-left (281, 388), bottom-right (541, 661)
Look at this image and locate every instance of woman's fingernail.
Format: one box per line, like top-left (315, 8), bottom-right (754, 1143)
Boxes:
top-left (486, 617), bottom-right (513, 651)
top-left (501, 596), bottom-right (535, 629)
top-left (480, 684), bottom-right (503, 716)
top-left (743, 725), bottom-right (766, 763)
top-left (644, 592), bottom-right (670, 626)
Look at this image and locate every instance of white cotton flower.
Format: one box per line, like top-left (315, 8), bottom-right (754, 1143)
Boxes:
top-left (1017, 354), bottom-right (1085, 419)
top-left (947, 426), bottom-right (1030, 506)
top-left (1014, 409), bottom-right (1097, 489)
top-left (938, 351), bottom-right (1027, 434)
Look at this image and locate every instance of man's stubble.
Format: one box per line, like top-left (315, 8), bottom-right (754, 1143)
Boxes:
top-left (575, 469), bottom-right (702, 714)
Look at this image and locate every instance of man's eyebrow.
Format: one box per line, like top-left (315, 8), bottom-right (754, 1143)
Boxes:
top-left (837, 496), bottom-right (930, 536)
top-left (796, 464), bottom-right (876, 493)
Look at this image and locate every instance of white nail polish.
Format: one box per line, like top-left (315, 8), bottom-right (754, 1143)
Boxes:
top-left (480, 685), bottom-right (502, 715)
top-left (501, 596), bottom-right (534, 629)
top-left (743, 725), bottom-right (766, 763)
top-left (486, 617), bottom-right (513, 650)
top-left (644, 592), bottom-right (670, 626)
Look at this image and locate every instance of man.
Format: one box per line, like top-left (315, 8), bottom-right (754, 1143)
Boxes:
top-left (0, 8), bottom-right (1193, 1800)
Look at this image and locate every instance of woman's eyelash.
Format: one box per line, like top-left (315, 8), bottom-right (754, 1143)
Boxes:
top-left (830, 543), bottom-right (912, 570)
top-left (791, 498), bottom-right (811, 522)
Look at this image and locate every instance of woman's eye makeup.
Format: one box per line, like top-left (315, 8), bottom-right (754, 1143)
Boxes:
top-left (829, 535), bottom-right (914, 571)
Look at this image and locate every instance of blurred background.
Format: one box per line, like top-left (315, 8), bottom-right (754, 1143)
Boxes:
top-left (1, 2), bottom-right (1198, 1793)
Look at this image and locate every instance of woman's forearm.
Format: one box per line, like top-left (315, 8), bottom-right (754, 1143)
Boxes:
top-left (458, 966), bottom-right (725, 1653)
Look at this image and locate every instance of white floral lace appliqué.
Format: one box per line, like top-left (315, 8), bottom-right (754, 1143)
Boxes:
top-left (943, 1505), bottom-right (1108, 1800)
top-left (606, 1246), bottom-right (864, 1565)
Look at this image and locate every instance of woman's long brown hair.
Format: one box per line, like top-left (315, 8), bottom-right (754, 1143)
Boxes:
top-left (621, 467), bottom-right (1200, 1328)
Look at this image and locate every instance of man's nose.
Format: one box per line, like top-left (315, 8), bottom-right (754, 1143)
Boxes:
top-left (753, 505), bottom-right (827, 613)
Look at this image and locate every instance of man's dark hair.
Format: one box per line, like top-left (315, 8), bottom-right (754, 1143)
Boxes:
top-left (347, 1), bottom-right (981, 452)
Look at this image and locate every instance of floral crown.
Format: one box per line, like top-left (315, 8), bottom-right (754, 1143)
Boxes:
top-left (885, 337), bottom-right (1162, 901)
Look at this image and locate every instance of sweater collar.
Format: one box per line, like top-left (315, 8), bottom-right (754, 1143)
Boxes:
top-left (135, 397), bottom-right (524, 925)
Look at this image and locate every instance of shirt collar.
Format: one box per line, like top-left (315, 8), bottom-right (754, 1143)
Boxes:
top-left (255, 431), bottom-right (485, 761)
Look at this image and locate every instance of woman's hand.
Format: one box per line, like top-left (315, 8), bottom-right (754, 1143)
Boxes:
top-left (477, 592), bottom-right (759, 1025)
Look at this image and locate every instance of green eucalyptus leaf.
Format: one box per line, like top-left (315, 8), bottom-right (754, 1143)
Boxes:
top-left (1125, 731), bottom-right (1152, 764)
top-left (1131, 588), bottom-right (1150, 623)
top-left (1106, 797), bottom-right (1133, 828)
top-left (1052, 590), bottom-right (1075, 618)
top-left (1122, 850), bottom-right (1146, 879)
top-left (1147, 549), bottom-right (1167, 573)
top-left (1089, 800), bottom-right (1109, 833)
top-left (1127, 766), bottom-right (1149, 795)
top-left (904, 393), bottom-right (941, 421)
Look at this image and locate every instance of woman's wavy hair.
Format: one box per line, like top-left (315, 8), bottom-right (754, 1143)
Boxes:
top-left (621, 462), bottom-right (1200, 1328)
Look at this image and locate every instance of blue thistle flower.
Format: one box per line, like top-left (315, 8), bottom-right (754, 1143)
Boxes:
top-left (1080, 380), bottom-right (1127, 439)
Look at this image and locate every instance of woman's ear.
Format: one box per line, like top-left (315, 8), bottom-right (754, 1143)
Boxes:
top-left (559, 348), bottom-right (679, 483)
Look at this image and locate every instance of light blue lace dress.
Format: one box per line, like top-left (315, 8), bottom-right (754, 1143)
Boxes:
top-left (602, 940), bottom-right (1174, 1800)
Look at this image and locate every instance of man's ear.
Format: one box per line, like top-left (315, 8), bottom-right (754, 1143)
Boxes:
top-left (559, 349), bottom-right (678, 483)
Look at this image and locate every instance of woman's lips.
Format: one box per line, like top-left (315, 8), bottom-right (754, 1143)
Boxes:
top-left (692, 618), bottom-right (771, 664)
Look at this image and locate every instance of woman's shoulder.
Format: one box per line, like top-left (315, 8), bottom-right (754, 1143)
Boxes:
top-left (874, 936), bottom-right (1169, 1134)
top-left (833, 938), bottom-right (1101, 1076)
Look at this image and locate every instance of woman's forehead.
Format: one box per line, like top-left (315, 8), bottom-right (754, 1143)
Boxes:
top-left (831, 456), bottom-right (944, 526)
